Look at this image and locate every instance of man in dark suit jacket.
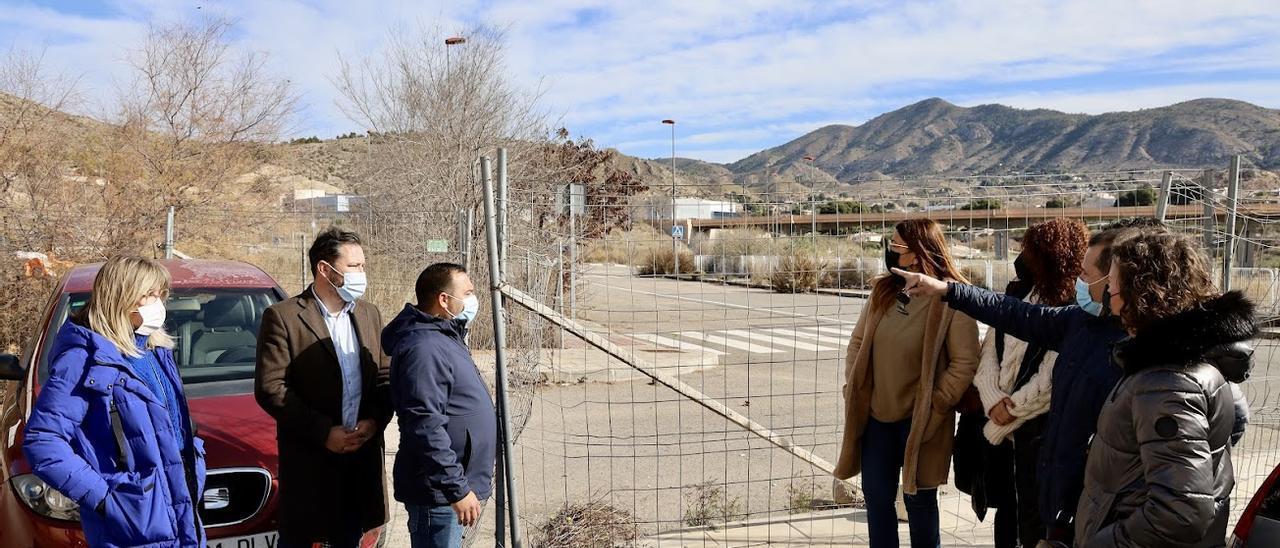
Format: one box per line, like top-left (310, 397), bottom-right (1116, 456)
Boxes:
top-left (255, 227), bottom-right (393, 547)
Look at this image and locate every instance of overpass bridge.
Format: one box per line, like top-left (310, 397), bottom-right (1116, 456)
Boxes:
top-left (677, 203), bottom-right (1280, 235)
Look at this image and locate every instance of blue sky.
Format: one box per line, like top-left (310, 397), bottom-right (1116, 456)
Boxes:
top-left (3, 0), bottom-right (1280, 163)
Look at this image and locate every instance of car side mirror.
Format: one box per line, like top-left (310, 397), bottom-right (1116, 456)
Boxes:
top-left (0, 354), bottom-right (23, 381)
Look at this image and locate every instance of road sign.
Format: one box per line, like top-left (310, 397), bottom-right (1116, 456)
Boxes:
top-left (671, 225), bottom-right (685, 239)
top-left (555, 184), bottom-right (586, 215)
top-left (426, 239), bottom-right (449, 253)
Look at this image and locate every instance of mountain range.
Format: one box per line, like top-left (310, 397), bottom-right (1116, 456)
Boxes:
top-left (7, 90), bottom-right (1278, 199)
top-left (623, 97), bottom-right (1280, 196)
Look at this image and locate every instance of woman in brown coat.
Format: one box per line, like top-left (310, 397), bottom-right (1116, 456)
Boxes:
top-left (835, 219), bottom-right (981, 548)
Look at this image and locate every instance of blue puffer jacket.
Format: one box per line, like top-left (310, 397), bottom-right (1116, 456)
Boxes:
top-left (945, 283), bottom-right (1126, 529)
top-left (24, 320), bottom-right (207, 548)
top-left (383, 304), bottom-right (496, 506)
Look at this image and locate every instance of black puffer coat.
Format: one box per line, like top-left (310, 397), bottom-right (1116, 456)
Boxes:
top-left (1074, 291), bottom-right (1257, 547)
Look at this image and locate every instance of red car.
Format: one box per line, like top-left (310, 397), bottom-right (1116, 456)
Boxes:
top-left (0, 260), bottom-right (384, 547)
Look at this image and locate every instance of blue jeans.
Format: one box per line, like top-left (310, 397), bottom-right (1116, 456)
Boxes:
top-left (406, 504), bottom-right (464, 548)
top-left (861, 417), bottom-right (941, 548)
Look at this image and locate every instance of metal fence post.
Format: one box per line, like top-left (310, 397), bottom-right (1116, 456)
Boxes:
top-left (1201, 170), bottom-right (1216, 250)
top-left (1155, 171), bottom-right (1173, 222)
top-left (164, 206), bottom-right (175, 259)
top-left (1223, 155), bottom-right (1241, 292)
top-left (299, 233), bottom-right (307, 289)
top-left (480, 156), bottom-right (524, 547)
top-left (498, 148), bottom-right (509, 278)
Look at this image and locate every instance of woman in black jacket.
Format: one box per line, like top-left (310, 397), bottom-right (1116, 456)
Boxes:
top-left (1074, 230), bottom-right (1256, 547)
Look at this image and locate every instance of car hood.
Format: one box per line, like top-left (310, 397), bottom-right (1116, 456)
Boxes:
top-left (188, 393), bottom-right (277, 473)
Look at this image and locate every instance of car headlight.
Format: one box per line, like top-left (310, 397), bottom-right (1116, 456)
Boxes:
top-left (11, 474), bottom-right (80, 521)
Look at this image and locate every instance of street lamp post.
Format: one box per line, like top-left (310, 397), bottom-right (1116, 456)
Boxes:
top-left (803, 155), bottom-right (817, 249)
top-left (662, 119), bottom-right (678, 276)
top-left (445, 36), bottom-right (465, 75)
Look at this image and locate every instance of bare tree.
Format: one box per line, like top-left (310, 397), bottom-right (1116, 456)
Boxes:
top-left (105, 16), bottom-right (298, 252)
top-left (0, 48), bottom-right (96, 351)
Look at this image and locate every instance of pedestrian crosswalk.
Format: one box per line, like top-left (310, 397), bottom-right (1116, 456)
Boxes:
top-left (631, 325), bottom-right (852, 357)
top-left (630, 323), bottom-right (991, 357)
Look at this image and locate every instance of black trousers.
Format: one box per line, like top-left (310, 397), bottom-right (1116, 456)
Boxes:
top-left (992, 417), bottom-right (1047, 548)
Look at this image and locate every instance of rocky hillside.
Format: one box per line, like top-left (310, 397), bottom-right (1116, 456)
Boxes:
top-left (722, 98), bottom-right (1280, 188)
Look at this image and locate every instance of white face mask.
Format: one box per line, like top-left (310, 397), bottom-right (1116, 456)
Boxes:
top-left (135, 299), bottom-right (167, 336)
top-left (445, 293), bottom-right (480, 323)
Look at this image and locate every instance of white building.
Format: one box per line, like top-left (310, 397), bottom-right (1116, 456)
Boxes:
top-left (292, 194), bottom-right (366, 213)
top-left (646, 198), bottom-right (741, 220)
top-left (1083, 193), bottom-right (1118, 208)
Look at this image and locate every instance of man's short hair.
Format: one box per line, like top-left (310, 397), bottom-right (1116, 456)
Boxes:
top-left (308, 227), bottom-right (362, 275)
top-left (1087, 217), bottom-right (1170, 272)
top-left (416, 263), bottom-right (467, 306)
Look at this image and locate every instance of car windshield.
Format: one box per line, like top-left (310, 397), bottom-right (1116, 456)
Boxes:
top-left (39, 287), bottom-right (282, 385)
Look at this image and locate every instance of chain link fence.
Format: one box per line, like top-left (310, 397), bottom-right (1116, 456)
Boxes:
top-left (20, 162), bottom-right (1276, 546)
top-left (482, 165), bottom-right (1280, 546)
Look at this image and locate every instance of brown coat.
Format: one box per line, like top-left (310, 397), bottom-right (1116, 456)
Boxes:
top-left (834, 292), bottom-right (981, 494)
top-left (254, 288), bottom-right (393, 543)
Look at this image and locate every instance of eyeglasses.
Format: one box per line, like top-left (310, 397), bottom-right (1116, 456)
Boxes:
top-left (895, 291), bottom-right (911, 315)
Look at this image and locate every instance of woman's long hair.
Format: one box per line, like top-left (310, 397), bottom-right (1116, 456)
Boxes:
top-left (81, 256), bottom-right (174, 357)
top-left (870, 219), bottom-right (969, 315)
top-left (1021, 218), bottom-right (1089, 306)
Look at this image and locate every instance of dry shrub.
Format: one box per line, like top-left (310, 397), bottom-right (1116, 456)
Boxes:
top-left (786, 479), bottom-right (818, 515)
top-left (820, 260), bottom-right (878, 290)
top-left (580, 226), bottom-right (664, 265)
top-left (534, 501), bottom-right (638, 548)
top-left (635, 245), bottom-right (698, 276)
top-left (961, 265), bottom-right (988, 289)
top-left (683, 481), bottom-right (743, 529)
top-left (0, 264), bottom-right (60, 353)
top-left (770, 250), bottom-right (826, 293)
top-left (708, 229), bottom-right (775, 257)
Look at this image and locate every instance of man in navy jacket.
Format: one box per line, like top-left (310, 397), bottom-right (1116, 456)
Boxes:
top-left (383, 263), bottom-right (495, 548)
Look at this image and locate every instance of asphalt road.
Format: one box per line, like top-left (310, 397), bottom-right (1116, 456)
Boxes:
top-left (376, 264), bottom-right (1280, 546)
top-left (499, 263), bottom-right (1280, 545)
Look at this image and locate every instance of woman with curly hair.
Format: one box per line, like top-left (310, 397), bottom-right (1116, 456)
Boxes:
top-left (966, 218), bottom-right (1088, 548)
top-left (1073, 231), bottom-right (1256, 547)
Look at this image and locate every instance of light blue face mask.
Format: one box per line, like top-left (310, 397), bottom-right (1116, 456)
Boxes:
top-left (1075, 276), bottom-right (1107, 316)
top-left (322, 262), bottom-right (367, 303)
top-left (446, 293), bottom-right (480, 323)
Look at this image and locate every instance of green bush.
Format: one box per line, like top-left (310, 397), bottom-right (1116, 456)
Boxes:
top-left (1115, 185), bottom-right (1156, 207)
top-left (818, 200), bottom-right (867, 214)
top-left (960, 198), bottom-right (1003, 210)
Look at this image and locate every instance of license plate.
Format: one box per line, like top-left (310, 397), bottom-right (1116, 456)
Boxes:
top-left (209, 532), bottom-right (279, 548)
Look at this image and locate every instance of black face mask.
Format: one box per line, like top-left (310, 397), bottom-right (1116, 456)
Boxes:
top-left (1013, 255), bottom-right (1033, 284)
top-left (885, 245), bottom-right (904, 274)
top-left (1100, 284), bottom-right (1113, 317)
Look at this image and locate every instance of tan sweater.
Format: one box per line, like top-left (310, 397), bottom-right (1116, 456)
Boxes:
top-left (869, 295), bottom-right (929, 422)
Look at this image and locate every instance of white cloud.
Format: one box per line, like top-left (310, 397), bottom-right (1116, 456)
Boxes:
top-left (2, 0), bottom-right (1279, 158)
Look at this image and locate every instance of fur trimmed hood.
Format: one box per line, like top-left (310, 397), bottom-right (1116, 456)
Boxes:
top-left (1112, 291), bottom-right (1258, 381)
